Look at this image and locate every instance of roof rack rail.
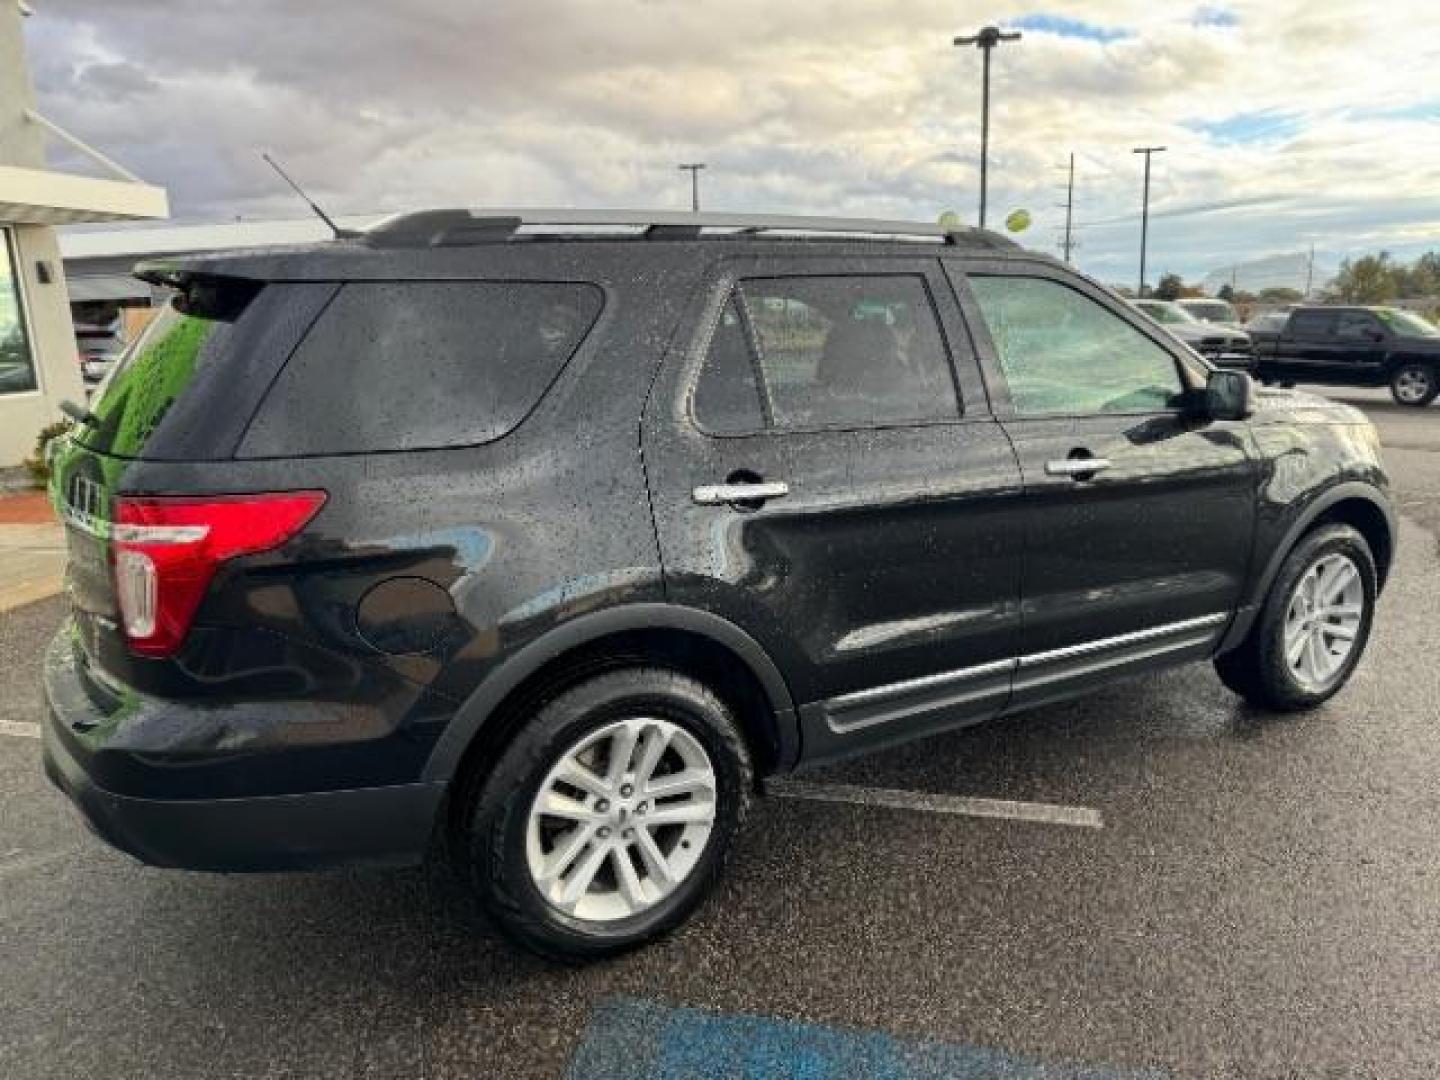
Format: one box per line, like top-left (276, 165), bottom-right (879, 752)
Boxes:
top-left (361, 209), bottom-right (1019, 251)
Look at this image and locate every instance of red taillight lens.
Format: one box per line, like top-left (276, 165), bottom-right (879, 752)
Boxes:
top-left (111, 491), bottom-right (327, 658)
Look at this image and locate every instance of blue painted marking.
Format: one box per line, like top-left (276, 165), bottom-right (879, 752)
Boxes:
top-left (568, 998), bottom-right (1168, 1080)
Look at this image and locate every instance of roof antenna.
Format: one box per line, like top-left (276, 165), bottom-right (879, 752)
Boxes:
top-left (261, 152), bottom-right (359, 239)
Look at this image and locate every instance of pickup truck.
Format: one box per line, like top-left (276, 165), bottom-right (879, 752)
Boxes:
top-left (1252, 305), bottom-right (1440, 406)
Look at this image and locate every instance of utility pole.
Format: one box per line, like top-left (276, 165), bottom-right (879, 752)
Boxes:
top-left (1305, 243), bottom-right (1315, 296)
top-left (1059, 153), bottom-right (1076, 264)
top-left (677, 163), bottom-right (706, 212)
top-left (953, 26), bottom-right (1021, 231)
top-left (1132, 146), bottom-right (1166, 297)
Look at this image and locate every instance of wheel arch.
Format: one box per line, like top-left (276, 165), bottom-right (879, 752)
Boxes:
top-left (1219, 482), bottom-right (1395, 653)
top-left (422, 604), bottom-right (800, 797)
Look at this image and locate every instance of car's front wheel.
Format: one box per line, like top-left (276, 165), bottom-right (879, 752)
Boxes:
top-left (1390, 361), bottom-right (1439, 407)
top-left (1214, 524), bottom-right (1377, 711)
top-left (460, 667), bottom-right (752, 960)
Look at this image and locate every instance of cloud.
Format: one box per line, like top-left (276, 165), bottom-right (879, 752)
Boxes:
top-left (23, 0), bottom-right (1440, 283)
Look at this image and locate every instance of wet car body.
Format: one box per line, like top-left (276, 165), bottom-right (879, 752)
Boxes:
top-left (41, 213), bottom-right (1395, 874)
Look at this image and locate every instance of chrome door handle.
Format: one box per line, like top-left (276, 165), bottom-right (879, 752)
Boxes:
top-left (1045, 457), bottom-right (1113, 477)
top-left (692, 481), bottom-right (790, 506)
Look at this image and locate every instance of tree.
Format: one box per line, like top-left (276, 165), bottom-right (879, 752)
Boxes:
top-left (1154, 272), bottom-right (1184, 301)
top-left (1217, 283), bottom-right (1236, 303)
top-left (1399, 252), bottom-right (1440, 298)
top-left (1333, 252), bottom-right (1400, 304)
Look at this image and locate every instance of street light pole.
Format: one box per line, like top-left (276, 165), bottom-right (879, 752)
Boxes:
top-left (1061, 152), bottom-right (1076, 264)
top-left (678, 163), bottom-right (706, 212)
top-left (1132, 146), bottom-right (1166, 297)
top-left (953, 26), bottom-right (1021, 231)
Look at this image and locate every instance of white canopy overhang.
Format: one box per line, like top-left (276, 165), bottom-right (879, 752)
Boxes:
top-left (0, 163), bottom-right (169, 226)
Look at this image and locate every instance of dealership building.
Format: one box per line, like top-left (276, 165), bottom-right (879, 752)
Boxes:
top-left (0, 1), bottom-right (167, 469)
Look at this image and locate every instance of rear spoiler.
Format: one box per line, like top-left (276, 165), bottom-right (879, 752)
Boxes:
top-left (132, 261), bottom-right (264, 321)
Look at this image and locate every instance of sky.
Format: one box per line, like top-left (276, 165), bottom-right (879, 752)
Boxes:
top-left (23, 0), bottom-right (1440, 288)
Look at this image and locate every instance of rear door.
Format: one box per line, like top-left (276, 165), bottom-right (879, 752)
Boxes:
top-left (643, 255), bottom-right (1024, 760)
top-left (1329, 310), bottom-right (1389, 383)
top-left (946, 261), bottom-right (1256, 709)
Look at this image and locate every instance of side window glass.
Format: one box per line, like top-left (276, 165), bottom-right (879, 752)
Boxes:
top-left (693, 297), bottom-right (765, 434)
top-left (1290, 310), bottom-right (1334, 338)
top-left (738, 275), bottom-right (959, 429)
top-left (968, 276), bottom-right (1183, 417)
top-left (1334, 312), bottom-right (1380, 340)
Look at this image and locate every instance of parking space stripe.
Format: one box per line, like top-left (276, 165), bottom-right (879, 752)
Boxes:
top-left (0, 721), bottom-right (41, 740)
top-left (766, 779), bottom-right (1103, 829)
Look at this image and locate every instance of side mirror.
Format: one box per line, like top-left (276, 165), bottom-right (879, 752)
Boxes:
top-left (1205, 369), bottom-right (1256, 421)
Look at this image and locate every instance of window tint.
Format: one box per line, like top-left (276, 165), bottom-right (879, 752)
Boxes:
top-left (75, 279), bottom-right (262, 458)
top-left (693, 298), bottom-right (765, 434)
top-left (969, 276), bottom-right (1183, 417)
top-left (242, 282), bottom-right (602, 456)
top-left (1334, 311), bottom-right (1381, 340)
top-left (0, 229), bottom-right (37, 395)
top-left (693, 275), bottom-right (958, 432)
top-left (1290, 310), bottom-right (1335, 338)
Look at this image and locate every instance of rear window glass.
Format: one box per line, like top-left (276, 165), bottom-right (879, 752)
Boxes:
top-left (75, 280), bottom-right (259, 458)
top-left (241, 281), bottom-right (602, 456)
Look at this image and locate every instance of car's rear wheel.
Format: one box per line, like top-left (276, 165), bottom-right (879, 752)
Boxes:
top-left (1214, 524), bottom-right (1376, 711)
top-left (460, 667), bottom-right (752, 960)
top-left (1390, 361), bottom-right (1439, 407)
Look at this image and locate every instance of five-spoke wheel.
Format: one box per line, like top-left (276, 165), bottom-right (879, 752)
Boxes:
top-left (459, 668), bottom-right (751, 960)
top-left (1215, 523), bottom-right (1377, 711)
top-left (526, 717), bottom-right (717, 921)
top-left (1281, 553), bottom-right (1364, 693)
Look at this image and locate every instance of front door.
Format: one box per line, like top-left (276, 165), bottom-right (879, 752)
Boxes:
top-left (643, 256), bottom-right (1024, 761)
top-left (948, 263), bottom-right (1258, 709)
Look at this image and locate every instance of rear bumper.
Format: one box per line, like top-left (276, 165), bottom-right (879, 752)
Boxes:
top-left (42, 631), bottom-right (446, 872)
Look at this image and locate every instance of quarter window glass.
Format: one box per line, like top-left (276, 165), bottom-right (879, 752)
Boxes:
top-left (0, 229), bottom-right (37, 396)
top-left (740, 275), bottom-right (958, 429)
top-left (243, 282), bottom-right (602, 455)
top-left (693, 297), bottom-right (765, 434)
top-left (969, 276), bottom-right (1183, 417)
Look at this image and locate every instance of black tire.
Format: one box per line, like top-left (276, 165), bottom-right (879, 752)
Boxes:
top-left (1214, 524), bottom-right (1377, 711)
top-left (1389, 361), bottom-right (1440, 407)
top-left (458, 667), bottom-right (752, 961)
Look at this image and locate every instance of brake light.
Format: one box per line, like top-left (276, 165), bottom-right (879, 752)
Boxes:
top-left (111, 491), bottom-right (326, 657)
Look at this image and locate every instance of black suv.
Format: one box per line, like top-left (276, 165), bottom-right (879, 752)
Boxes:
top-left (1251, 304), bottom-right (1440, 406)
top-left (44, 212), bottom-right (1394, 959)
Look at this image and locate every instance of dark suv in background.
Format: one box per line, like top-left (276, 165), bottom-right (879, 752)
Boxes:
top-left (1251, 304), bottom-right (1440, 405)
top-left (44, 212), bottom-right (1394, 959)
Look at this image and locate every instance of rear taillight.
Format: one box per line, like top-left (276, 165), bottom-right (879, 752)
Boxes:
top-left (111, 491), bottom-right (327, 657)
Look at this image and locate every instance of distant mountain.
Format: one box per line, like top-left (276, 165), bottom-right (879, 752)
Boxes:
top-left (1200, 252), bottom-right (1336, 296)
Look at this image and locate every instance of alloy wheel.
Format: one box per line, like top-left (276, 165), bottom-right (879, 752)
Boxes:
top-left (1282, 553), bottom-right (1365, 693)
top-left (1394, 366), bottom-right (1433, 404)
top-left (525, 717), bottom-right (717, 922)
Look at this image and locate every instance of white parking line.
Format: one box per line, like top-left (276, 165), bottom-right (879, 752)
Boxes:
top-left (0, 721), bottom-right (41, 740)
top-left (766, 779), bottom-right (1104, 829)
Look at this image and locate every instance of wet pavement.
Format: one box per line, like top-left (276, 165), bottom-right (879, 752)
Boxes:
top-left (3, 387), bottom-right (1439, 1079)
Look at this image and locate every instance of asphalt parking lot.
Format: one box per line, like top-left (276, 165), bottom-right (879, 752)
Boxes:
top-left (4, 387), bottom-right (1440, 1079)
